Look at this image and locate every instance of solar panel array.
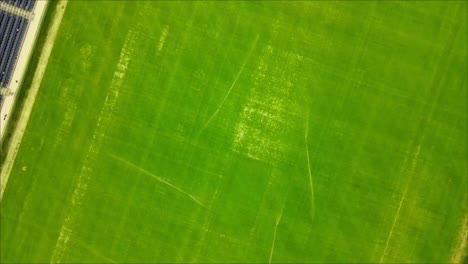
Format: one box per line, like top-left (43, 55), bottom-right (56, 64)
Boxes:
top-left (0, 11), bottom-right (28, 87)
top-left (0, 0), bottom-right (35, 112)
top-left (2, 0), bottom-right (35, 12)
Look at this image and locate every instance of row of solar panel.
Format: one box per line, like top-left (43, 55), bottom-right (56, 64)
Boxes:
top-left (0, 0), bottom-right (35, 12)
top-left (0, 10), bottom-right (28, 87)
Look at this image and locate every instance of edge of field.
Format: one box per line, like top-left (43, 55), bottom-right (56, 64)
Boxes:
top-left (0, 2), bottom-right (56, 164)
top-left (0, 0), bottom-right (67, 200)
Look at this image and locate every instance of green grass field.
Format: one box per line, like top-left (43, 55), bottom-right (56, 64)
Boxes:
top-left (1, 1), bottom-right (467, 263)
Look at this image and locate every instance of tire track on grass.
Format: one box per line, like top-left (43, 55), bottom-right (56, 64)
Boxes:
top-left (304, 112), bottom-right (315, 220)
top-left (200, 35), bottom-right (259, 133)
top-left (108, 153), bottom-right (204, 207)
top-left (268, 202), bottom-right (285, 264)
top-left (379, 144), bottom-right (421, 263)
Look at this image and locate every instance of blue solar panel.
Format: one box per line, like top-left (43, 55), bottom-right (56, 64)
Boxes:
top-left (0, 13), bottom-right (6, 40)
top-left (27, 0), bottom-right (35, 11)
top-left (2, 18), bottom-right (27, 87)
top-left (0, 14), bottom-right (15, 69)
top-left (1, 18), bottom-right (20, 83)
top-left (0, 15), bottom-right (20, 84)
top-left (0, 13), bottom-right (10, 44)
top-left (0, 0), bottom-right (34, 11)
top-left (0, 9), bottom-right (31, 87)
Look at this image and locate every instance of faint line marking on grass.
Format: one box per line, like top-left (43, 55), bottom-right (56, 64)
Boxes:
top-left (269, 203), bottom-right (285, 264)
top-left (304, 112), bottom-right (315, 220)
top-left (192, 183), bottom-right (221, 261)
top-left (379, 5), bottom-right (464, 261)
top-left (74, 238), bottom-right (118, 264)
top-left (50, 28), bottom-right (138, 263)
top-left (108, 153), bottom-right (204, 207)
top-left (200, 34), bottom-right (259, 133)
top-left (379, 144), bottom-right (421, 263)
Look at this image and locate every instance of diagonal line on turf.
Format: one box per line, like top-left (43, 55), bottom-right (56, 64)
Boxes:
top-left (200, 34), bottom-right (260, 133)
top-left (108, 153), bottom-right (204, 207)
top-left (305, 111), bottom-right (315, 220)
top-left (269, 202), bottom-right (285, 264)
top-left (379, 143), bottom-right (421, 263)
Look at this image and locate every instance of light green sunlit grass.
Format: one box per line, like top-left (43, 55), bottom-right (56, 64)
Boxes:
top-left (1, 1), bottom-right (467, 263)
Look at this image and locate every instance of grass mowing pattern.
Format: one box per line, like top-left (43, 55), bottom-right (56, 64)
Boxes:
top-left (1, 1), bottom-right (467, 263)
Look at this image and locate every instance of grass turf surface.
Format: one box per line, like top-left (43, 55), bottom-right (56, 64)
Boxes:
top-left (1, 1), bottom-right (467, 263)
